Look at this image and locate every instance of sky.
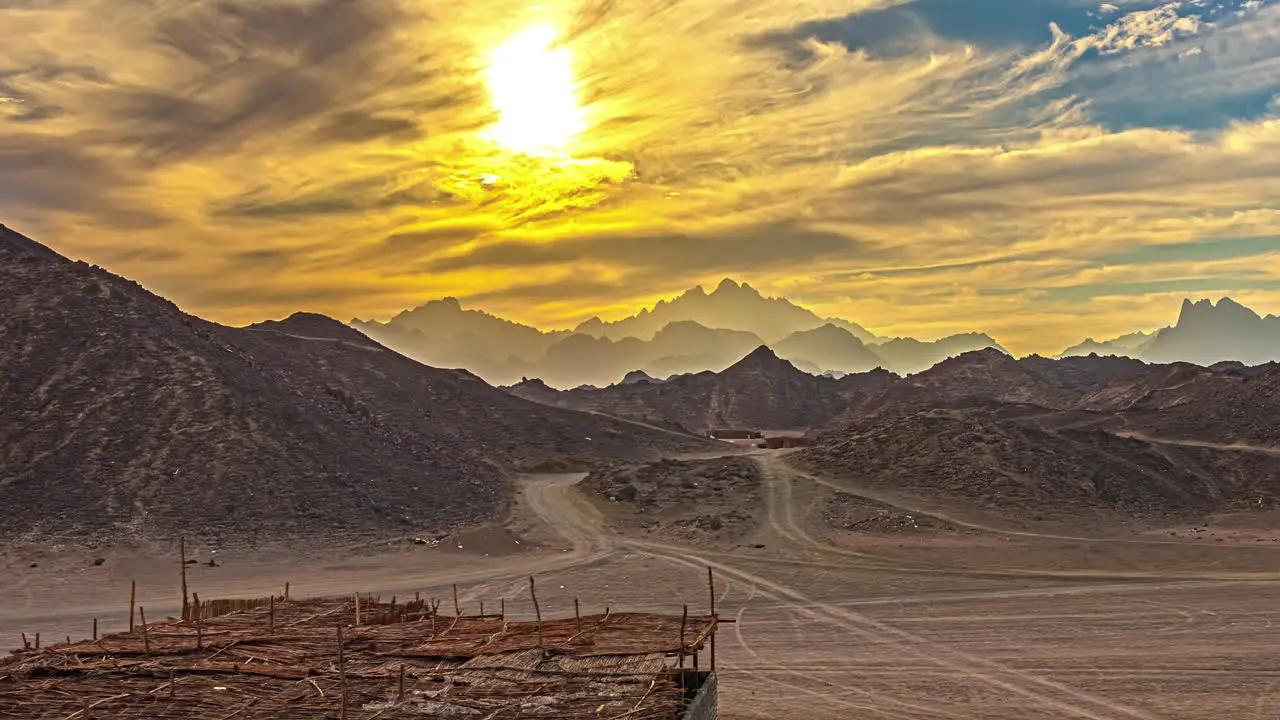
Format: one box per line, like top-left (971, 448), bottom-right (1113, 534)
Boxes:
top-left (1, 0), bottom-right (1279, 355)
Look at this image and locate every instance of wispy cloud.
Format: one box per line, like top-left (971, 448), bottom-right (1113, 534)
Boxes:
top-left (0, 0), bottom-right (1277, 352)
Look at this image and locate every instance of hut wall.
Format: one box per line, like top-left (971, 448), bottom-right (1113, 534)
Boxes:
top-left (681, 670), bottom-right (718, 720)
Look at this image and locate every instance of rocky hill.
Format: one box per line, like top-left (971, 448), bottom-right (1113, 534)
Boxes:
top-left (798, 351), bottom-right (1280, 519)
top-left (795, 403), bottom-right (1280, 517)
top-left (0, 225), bottom-right (708, 546)
top-left (508, 346), bottom-right (899, 432)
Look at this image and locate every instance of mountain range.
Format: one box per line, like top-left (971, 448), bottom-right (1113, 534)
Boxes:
top-left (5, 219), bottom-right (1279, 546)
top-left (352, 279), bottom-right (1006, 387)
top-left (355, 279), bottom-right (1279, 389)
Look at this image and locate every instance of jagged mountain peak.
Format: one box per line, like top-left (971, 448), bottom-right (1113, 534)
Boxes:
top-left (1178, 296), bottom-right (1260, 325)
top-left (722, 345), bottom-right (794, 374)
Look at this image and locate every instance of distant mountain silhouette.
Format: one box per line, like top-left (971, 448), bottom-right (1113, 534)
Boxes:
top-left (351, 297), bottom-right (567, 382)
top-left (773, 324), bottom-right (887, 374)
top-left (574, 278), bottom-right (878, 344)
top-left (1057, 331), bottom-right (1154, 358)
top-left (1054, 297), bottom-right (1280, 366)
top-left (1141, 298), bottom-right (1280, 366)
top-left (872, 333), bottom-right (1007, 375)
top-left (533, 321), bottom-right (766, 388)
top-left (352, 280), bottom-right (1006, 387)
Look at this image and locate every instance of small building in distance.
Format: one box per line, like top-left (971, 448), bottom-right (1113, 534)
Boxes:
top-left (761, 435), bottom-right (810, 449)
top-left (704, 428), bottom-right (762, 440)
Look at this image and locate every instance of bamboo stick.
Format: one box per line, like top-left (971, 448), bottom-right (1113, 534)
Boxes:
top-left (678, 605), bottom-right (687, 668)
top-left (707, 567), bottom-right (717, 671)
top-left (337, 625), bottom-right (348, 720)
top-left (529, 577), bottom-right (545, 654)
top-left (180, 536), bottom-right (188, 620)
top-left (139, 607), bottom-right (150, 655)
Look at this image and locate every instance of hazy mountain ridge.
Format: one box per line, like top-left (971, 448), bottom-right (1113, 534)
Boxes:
top-left (1055, 297), bottom-right (1280, 366)
top-left (352, 282), bottom-right (1278, 389)
top-left (574, 278), bottom-right (879, 344)
top-left (353, 278), bottom-right (1002, 387)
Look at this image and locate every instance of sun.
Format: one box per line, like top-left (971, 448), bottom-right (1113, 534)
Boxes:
top-left (484, 24), bottom-right (586, 156)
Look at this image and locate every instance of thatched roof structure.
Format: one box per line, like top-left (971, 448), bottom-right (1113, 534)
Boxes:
top-left (0, 594), bottom-right (718, 719)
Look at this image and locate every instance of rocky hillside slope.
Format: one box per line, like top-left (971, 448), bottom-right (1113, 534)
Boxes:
top-left (798, 351), bottom-right (1280, 518)
top-left (0, 225), bottom-right (708, 545)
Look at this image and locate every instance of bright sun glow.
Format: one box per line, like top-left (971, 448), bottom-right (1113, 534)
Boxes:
top-left (484, 24), bottom-right (586, 156)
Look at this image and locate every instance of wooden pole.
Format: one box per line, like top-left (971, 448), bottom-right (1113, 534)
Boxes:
top-left (529, 577), bottom-right (545, 654)
top-left (285, 582), bottom-right (290, 602)
top-left (20, 633), bottom-right (28, 651)
top-left (139, 607), bottom-right (150, 655)
top-left (269, 595), bottom-right (275, 635)
top-left (337, 625), bottom-right (348, 720)
top-left (678, 604), bottom-right (687, 668)
top-left (575, 598), bottom-right (581, 633)
top-left (179, 536), bottom-right (189, 620)
top-left (453, 585), bottom-right (460, 616)
top-left (354, 594), bottom-right (361, 626)
top-left (129, 580), bottom-right (136, 632)
top-left (169, 670), bottom-right (176, 699)
top-left (34, 633), bottom-right (39, 650)
top-left (92, 618), bottom-right (98, 641)
top-left (500, 597), bottom-right (505, 620)
top-left (479, 600), bottom-right (484, 618)
top-left (708, 567), bottom-right (717, 671)
top-left (196, 601), bottom-right (203, 650)
top-left (398, 663), bottom-right (406, 701)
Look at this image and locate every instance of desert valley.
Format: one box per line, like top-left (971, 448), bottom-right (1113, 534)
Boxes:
top-left (3, 223), bottom-right (1280, 719)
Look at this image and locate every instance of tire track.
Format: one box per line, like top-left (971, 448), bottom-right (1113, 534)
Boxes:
top-left (625, 539), bottom-right (1165, 720)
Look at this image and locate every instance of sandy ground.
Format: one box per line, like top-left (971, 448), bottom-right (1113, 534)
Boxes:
top-left (4, 449), bottom-right (1280, 719)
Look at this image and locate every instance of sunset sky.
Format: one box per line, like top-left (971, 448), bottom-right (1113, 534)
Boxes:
top-left (2, 0), bottom-right (1278, 354)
